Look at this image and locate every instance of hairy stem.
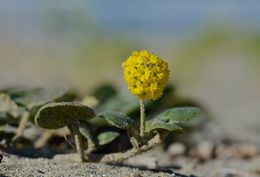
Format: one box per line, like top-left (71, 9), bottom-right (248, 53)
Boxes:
top-left (127, 126), bottom-right (142, 149)
top-left (69, 121), bottom-right (87, 162)
top-left (12, 111), bottom-right (30, 141)
top-left (139, 99), bottom-right (145, 138)
top-left (91, 134), bottom-right (163, 163)
top-left (54, 134), bottom-right (168, 163)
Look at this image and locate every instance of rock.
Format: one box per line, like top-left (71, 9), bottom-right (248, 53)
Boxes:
top-left (190, 141), bottom-right (214, 162)
top-left (215, 143), bottom-right (259, 160)
top-left (235, 144), bottom-right (258, 159)
top-left (125, 156), bottom-right (158, 169)
top-left (53, 153), bottom-right (80, 162)
top-left (167, 143), bottom-right (186, 157)
top-left (215, 144), bottom-right (235, 159)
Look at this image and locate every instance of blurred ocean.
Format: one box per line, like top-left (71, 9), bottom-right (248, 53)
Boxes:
top-left (0, 0), bottom-right (260, 39)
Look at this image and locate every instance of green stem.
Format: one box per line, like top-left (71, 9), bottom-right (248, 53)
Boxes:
top-left (69, 121), bottom-right (87, 162)
top-left (127, 127), bottom-right (140, 149)
top-left (139, 99), bottom-right (145, 138)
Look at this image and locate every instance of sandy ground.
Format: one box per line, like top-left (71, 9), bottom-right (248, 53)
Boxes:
top-left (1, 148), bottom-right (260, 177)
top-left (0, 154), bottom-right (172, 177)
top-left (126, 145), bottom-right (260, 177)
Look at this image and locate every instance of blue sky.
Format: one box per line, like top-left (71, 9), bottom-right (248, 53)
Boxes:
top-left (0, 0), bottom-right (259, 39)
top-left (1, 1), bottom-right (260, 29)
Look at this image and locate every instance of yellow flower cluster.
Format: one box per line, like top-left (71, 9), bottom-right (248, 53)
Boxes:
top-left (122, 50), bottom-right (169, 100)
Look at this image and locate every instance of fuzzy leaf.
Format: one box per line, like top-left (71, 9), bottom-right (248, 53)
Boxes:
top-left (97, 131), bottom-right (119, 145)
top-left (79, 124), bottom-right (97, 144)
top-left (145, 107), bottom-right (200, 134)
top-left (97, 90), bottom-right (139, 114)
top-left (35, 102), bottom-right (96, 129)
top-left (10, 86), bottom-right (69, 109)
top-left (97, 111), bottom-right (134, 129)
top-left (145, 119), bottom-right (183, 133)
top-left (79, 126), bottom-right (92, 139)
top-left (155, 107), bottom-right (200, 123)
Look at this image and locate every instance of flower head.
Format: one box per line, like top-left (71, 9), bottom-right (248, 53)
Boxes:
top-left (122, 50), bottom-right (169, 100)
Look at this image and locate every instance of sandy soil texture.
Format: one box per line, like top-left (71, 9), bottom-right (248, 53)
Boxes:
top-left (0, 154), bottom-right (173, 177)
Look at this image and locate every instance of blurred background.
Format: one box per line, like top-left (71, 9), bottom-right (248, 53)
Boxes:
top-left (0, 1), bottom-right (260, 144)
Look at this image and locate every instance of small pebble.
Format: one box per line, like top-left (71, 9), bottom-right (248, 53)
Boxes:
top-left (198, 141), bottom-right (215, 161)
top-left (216, 144), bottom-right (259, 159)
top-left (215, 144), bottom-right (235, 159)
top-left (235, 144), bottom-right (258, 159)
top-left (125, 156), bottom-right (158, 169)
top-left (167, 143), bottom-right (186, 157)
top-left (190, 141), bottom-right (214, 162)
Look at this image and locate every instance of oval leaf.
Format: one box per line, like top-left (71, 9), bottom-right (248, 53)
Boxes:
top-left (11, 86), bottom-right (69, 109)
top-left (145, 107), bottom-right (200, 134)
top-left (97, 131), bottom-right (119, 145)
top-left (97, 90), bottom-right (139, 114)
top-left (155, 107), bottom-right (200, 123)
top-left (79, 125), bottom-right (96, 143)
top-left (97, 111), bottom-right (134, 129)
top-left (145, 119), bottom-right (183, 133)
top-left (79, 126), bottom-right (92, 140)
top-left (35, 102), bottom-right (95, 129)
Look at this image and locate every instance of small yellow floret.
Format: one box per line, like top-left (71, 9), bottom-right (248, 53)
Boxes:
top-left (122, 50), bottom-right (169, 100)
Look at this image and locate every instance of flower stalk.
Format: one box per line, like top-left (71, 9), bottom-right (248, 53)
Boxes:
top-left (139, 99), bottom-right (145, 137)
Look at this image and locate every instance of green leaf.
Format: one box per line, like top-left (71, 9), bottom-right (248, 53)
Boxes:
top-left (97, 131), bottom-right (119, 145)
top-left (79, 126), bottom-right (92, 140)
top-left (79, 124), bottom-right (97, 150)
top-left (155, 107), bottom-right (200, 123)
top-left (35, 102), bottom-right (96, 129)
top-left (145, 107), bottom-right (200, 134)
top-left (96, 111), bottom-right (134, 129)
top-left (145, 119), bottom-right (183, 133)
top-left (97, 90), bottom-right (139, 114)
top-left (10, 86), bottom-right (69, 109)
top-left (92, 84), bottom-right (117, 103)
